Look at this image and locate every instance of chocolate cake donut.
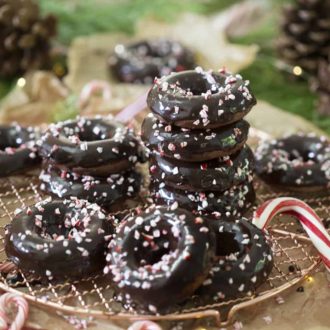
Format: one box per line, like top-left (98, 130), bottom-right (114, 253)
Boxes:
top-left (0, 124), bottom-right (40, 177)
top-left (38, 117), bottom-right (143, 177)
top-left (255, 134), bottom-right (330, 192)
top-left (149, 145), bottom-right (254, 192)
top-left (108, 39), bottom-right (196, 84)
top-left (142, 113), bottom-right (250, 161)
top-left (105, 205), bottom-right (215, 312)
top-left (196, 219), bottom-right (273, 302)
top-left (147, 68), bottom-right (256, 129)
top-left (150, 181), bottom-right (255, 217)
top-left (40, 164), bottom-right (142, 208)
top-left (5, 198), bottom-right (112, 279)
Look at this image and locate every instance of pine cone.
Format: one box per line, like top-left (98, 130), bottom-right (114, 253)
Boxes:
top-left (0, 0), bottom-right (57, 78)
top-left (311, 57), bottom-right (330, 116)
top-left (277, 0), bottom-right (330, 75)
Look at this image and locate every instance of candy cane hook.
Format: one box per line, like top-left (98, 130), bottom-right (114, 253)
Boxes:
top-left (128, 320), bottom-right (162, 330)
top-left (253, 197), bottom-right (330, 272)
top-left (0, 293), bottom-right (29, 330)
top-left (79, 80), bottom-right (112, 110)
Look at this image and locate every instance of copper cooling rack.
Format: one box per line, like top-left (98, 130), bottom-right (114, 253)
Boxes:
top-left (0, 174), bottom-right (328, 328)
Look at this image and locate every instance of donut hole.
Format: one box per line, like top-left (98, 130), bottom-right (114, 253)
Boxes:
top-left (133, 229), bottom-right (179, 267)
top-left (0, 139), bottom-right (19, 151)
top-left (35, 210), bottom-right (86, 241)
top-left (61, 120), bottom-right (117, 142)
top-left (0, 127), bottom-right (29, 151)
top-left (215, 232), bottom-right (241, 257)
top-left (166, 71), bottom-right (219, 96)
top-left (133, 40), bottom-right (173, 58)
top-left (288, 149), bottom-right (315, 163)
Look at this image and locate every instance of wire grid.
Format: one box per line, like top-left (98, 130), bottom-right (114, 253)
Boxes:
top-left (0, 175), bottom-right (327, 327)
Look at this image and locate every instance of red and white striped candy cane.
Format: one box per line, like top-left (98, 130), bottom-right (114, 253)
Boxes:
top-left (115, 91), bottom-right (148, 123)
top-left (128, 320), bottom-right (162, 330)
top-left (0, 262), bottom-right (17, 274)
top-left (0, 293), bottom-right (29, 330)
top-left (253, 197), bottom-right (330, 272)
top-left (79, 80), bottom-right (112, 110)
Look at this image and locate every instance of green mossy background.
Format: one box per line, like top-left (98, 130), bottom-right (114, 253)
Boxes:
top-left (1, 0), bottom-right (329, 133)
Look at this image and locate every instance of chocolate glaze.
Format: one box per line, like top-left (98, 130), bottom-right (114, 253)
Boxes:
top-left (39, 164), bottom-right (142, 209)
top-left (196, 218), bottom-right (273, 302)
top-left (150, 181), bottom-right (256, 217)
top-left (149, 145), bottom-right (255, 192)
top-left (0, 125), bottom-right (40, 177)
top-left (105, 205), bottom-right (215, 312)
top-left (255, 134), bottom-right (330, 191)
top-left (108, 39), bottom-right (196, 84)
top-left (142, 113), bottom-right (250, 161)
top-left (5, 198), bottom-right (112, 279)
top-left (147, 69), bottom-right (256, 129)
top-left (38, 117), bottom-right (144, 176)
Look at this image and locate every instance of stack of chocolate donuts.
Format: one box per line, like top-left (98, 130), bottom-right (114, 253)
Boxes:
top-left (142, 68), bottom-right (257, 217)
top-left (38, 116), bottom-right (144, 209)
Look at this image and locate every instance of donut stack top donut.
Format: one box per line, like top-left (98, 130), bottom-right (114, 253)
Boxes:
top-left (147, 67), bottom-right (256, 129)
top-left (38, 116), bottom-right (143, 172)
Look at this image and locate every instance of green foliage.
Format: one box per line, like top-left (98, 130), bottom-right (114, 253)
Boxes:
top-left (39, 0), bottom-right (203, 45)
top-left (0, 79), bottom-right (14, 100)
top-left (231, 3), bottom-right (330, 134)
top-left (52, 95), bottom-right (79, 123)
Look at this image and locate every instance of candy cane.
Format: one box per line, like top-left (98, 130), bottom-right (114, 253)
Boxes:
top-left (115, 91), bottom-right (148, 123)
top-left (0, 293), bottom-right (29, 330)
top-left (253, 197), bottom-right (330, 272)
top-left (79, 80), bottom-right (112, 110)
top-left (128, 320), bottom-right (162, 330)
top-left (0, 262), bottom-right (17, 274)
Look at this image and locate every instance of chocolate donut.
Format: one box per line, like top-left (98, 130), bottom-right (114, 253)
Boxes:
top-left (196, 219), bottom-right (273, 302)
top-left (39, 164), bottom-right (142, 209)
top-left (142, 113), bottom-right (250, 161)
top-left (38, 117), bottom-right (144, 177)
top-left (147, 68), bottom-right (256, 129)
top-left (255, 134), bottom-right (330, 192)
top-left (108, 39), bottom-right (196, 84)
top-left (150, 181), bottom-right (255, 217)
top-left (105, 205), bottom-right (215, 312)
top-left (0, 124), bottom-right (40, 177)
top-left (5, 198), bottom-right (112, 279)
top-left (149, 145), bottom-right (254, 192)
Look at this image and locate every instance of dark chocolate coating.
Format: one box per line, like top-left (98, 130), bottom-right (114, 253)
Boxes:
top-left (39, 164), bottom-right (142, 208)
top-left (147, 69), bottom-right (256, 129)
top-left (149, 145), bottom-right (255, 192)
top-left (196, 218), bottom-right (273, 302)
top-left (150, 181), bottom-right (255, 217)
top-left (38, 117), bottom-right (143, 176)
top-left (255, 134), bottom-right (330, 191)
top-left (108, 39), bottom-right (196, 84)
top-left (105, 205), bottom-right (215, 312)
top-left (5, 199), bottom-right (112, 279)
top-left (0, 125), bottom-right (40, 177)
top-left (142, 113), bottom-right (250, 161)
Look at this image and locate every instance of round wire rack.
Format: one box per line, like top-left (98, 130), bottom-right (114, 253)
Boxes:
top-left (0, 174), bottom-right (328, 328)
